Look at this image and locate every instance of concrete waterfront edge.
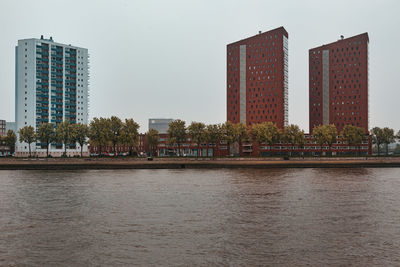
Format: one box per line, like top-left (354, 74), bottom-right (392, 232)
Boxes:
top-left (1, 158), bottom-right (400, 170)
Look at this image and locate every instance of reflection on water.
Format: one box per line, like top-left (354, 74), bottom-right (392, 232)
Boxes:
top-left (0, 168), bottom-right (400, 266)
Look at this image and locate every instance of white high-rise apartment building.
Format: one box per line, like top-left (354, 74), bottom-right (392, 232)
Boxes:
top-left (15, 36), bottom-right (89, 156)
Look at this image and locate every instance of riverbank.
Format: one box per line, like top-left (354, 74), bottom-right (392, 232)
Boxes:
top-left (1, 157), bottom-right (400, 170)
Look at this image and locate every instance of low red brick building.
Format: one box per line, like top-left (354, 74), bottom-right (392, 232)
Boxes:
top-left (89, 133), bottom-right (371, 157)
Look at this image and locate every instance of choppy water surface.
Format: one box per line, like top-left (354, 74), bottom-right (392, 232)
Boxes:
top-left (1, 168), bottom-right (400, 266)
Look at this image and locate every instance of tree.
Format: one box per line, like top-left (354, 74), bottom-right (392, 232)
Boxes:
top-left (108, 116), bottom-right (123, 156)
top-left (89, 117), bottom-right (110, 156)
top-left (187, 122), bottom-right (206, 157)
top-left (121, 118), bottom-right (140, 156)
top-left (18, 126), bottom-right (36, 157)
top-left (262, 122), bottom-right (281, 156)
top-left (36, 123), bottom-right (55, 157)
top-left (232, 122), bottom-right (248, 155)
top-left (205, 124), bottom-right (223, 157)
top-left (4, 130), bottom-right (17, 155)
top-left (221, 121), bottom-right (235, 156)
top-left (341, 125), bottom-right (365, 156)
top-left (382, 127), bottom-right (395, 156)
top-left (167, 119), bottom-right (186, 156)
top-left (283, 124), bottom-right (305, 157)
top-left (312, 124), bottom-right (337, 156)
top-left (73, 123), bottom-right (89, 157)
top-left (312, 125), bottom-right (325, 156)
top-left (324, 124), bottom-right (338, 156)
top-left (249, 122), bottom-right (281, 156)
top-left (56, 121), bottom-right (74, 157)
top-left (371, 127), bottom-right (385, 156)
top-left (248, 123), bottom-right (264, 156)
top-left (146, 128), bottom-right (159, 157)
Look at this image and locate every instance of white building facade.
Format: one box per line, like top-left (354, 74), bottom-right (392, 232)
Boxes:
top-left (15, 36), bottom-right (89, 157)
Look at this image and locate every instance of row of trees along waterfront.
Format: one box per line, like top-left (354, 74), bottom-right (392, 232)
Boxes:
top-left (88, 117), bottom-right (140, 156)
top-left (16, 117), bottom-right (141, 157)
top-left (18, 121), bottom-right (89, 157)
top-left (167, 120), bottom-right (373, 157)
top-left (7, 116), bottom-right (400, 157)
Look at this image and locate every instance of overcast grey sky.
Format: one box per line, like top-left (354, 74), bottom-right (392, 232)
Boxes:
top-left (1, 0), bottom-right (399, 133)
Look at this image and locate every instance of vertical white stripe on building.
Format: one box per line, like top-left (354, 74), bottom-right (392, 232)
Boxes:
top-left (322, 50), bottom-right (330, 125)
top-left (367, 41), bottom-right (369, 129)
top-left (239, 45), bottom-right (246, 125)
top-left (283, 36), bottom-right (288, 126)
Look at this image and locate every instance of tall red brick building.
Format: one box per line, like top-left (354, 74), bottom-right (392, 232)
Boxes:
top-left (309, 33), bottom-right (369, 133)
top-left (227, 27), bottom-right (288, 128)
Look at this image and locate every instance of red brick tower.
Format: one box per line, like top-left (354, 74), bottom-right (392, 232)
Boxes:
top-left (227, 27), bottom-right (288, 129)
top-left (309, 33), bottom-right (369, 133)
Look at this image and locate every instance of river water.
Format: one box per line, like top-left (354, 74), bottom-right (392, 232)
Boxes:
top-left (0, 168), bottom-right (400, 266)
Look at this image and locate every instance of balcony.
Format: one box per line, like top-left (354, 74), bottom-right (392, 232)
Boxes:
top-left (37, 75), bottom-right (49, 80)
top-left (52, 65), bottom-right (63, 70)
top-left (36, 63), bottom-right (49, 68)
top-left (51, 70), bottom-right (63, 75)
top-left (52, 59), bottom-right (63, 64)
top-left (36, 88), bottom-right (49, 93)
top-left (53, 78), bottom-right (65, 82)
top-left (36, 69), bottom-right (49, 74)
top-left (65, 96), bottom-right (76, 101)
top-left (36, 93), bottom-right (48, 98)
top-left (36, 81), bottom-right (49, 86)
top-left (51, 96), bottom-right (63, 101)
top-left (36, 99), bottom-right (49, 104)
